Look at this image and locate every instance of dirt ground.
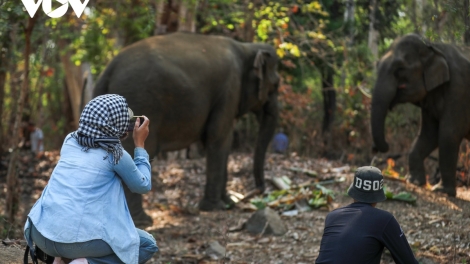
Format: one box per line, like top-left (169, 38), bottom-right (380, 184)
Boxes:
top-left (1, 151), bottom-right (469, 264)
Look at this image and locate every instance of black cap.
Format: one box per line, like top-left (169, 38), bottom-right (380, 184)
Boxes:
top-left (347, 166), bottom-right (386, 203)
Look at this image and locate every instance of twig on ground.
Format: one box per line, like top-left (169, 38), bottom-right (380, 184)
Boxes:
top-left (241, 189), bottom-right (261, 202)
top-left (383, 174), bottom-right (407, 182)
top-left (256, 222), bottom-right (269, 240)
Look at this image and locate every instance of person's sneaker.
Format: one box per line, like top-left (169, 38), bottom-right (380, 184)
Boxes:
top-left (53, 257), bottom-right (65, 264)
top-left (69, 258), bottom-right (87, 264)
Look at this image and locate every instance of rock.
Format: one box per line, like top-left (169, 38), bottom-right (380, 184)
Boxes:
top-left (205, 241), bottom-right (226, 260)
top-left (245, 207), bottom-right (287, 236)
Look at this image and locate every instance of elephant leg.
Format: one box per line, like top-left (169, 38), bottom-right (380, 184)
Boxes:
top-left (121, 136), bottom-right (157, 228)
top-left (432, 134), bottom-right (459, 197)
top-left (124, 185), bottom-right (153, 228)
top-left (199, 125), bottom-right (234, 211)
top-left (408, 111), bottom-right (438, 186)
top-left (220, 133), bottom-right (235, 209)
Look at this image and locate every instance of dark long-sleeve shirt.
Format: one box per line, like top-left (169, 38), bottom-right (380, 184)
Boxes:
top-left (315, 202), bottom-right (418, 264)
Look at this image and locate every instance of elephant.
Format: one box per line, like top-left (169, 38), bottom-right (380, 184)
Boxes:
top-left (92, 32), bottom-right (280, 226)
top-left (371, 33), bottom-right (470, 197)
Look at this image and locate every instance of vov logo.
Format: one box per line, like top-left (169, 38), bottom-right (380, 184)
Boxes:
top-left (21, 0), bottom-right (90, 18)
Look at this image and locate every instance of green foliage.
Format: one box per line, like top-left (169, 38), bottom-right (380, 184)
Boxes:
top-left (72, 8), bottom-right (121, 75)
top-left (250, 184), bottom-right (334, 210)
top-left (384, 188), bottom-right (417, 204)
top-left (0, 0), bottom-right (468, 159)
top-left (308, 184), bottom-right (334, 208)
top-left (71, 1), bottom-right (155, 75)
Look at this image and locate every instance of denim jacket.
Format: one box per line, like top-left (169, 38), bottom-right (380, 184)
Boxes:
top-left (24, 133), bottom-right (152, 264)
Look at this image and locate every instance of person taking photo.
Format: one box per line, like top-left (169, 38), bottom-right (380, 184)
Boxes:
top-left (24, 94), bottom-right (159, 264)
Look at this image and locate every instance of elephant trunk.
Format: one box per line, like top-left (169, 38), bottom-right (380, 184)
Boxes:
top-left (253, 94), bottom-right (278, 192)
top-left (371, 74), bottom-right (397, 153)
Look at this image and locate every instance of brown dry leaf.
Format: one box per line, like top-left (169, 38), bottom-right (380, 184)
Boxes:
top-left (236, 202), bottom-right (258, 211)
top-left (257, 237), bottom-right (271, 243)
top-left (226, 242), bottom-right (251, 248)
top-left (429, 246), bottom-right (440, 254)
top-left (3, 151), bottom-right (470, 264)
top-left (412, 241), bottom-right (422, 247)
top-left (182, 254), bottom-right (205, 261)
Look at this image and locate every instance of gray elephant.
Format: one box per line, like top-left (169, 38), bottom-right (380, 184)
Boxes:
top-left (93, 32), bottom-right (280, 226)
top-left (371, 33), bottom-right (470, 197)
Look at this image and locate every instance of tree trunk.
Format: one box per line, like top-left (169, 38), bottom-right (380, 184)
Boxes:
top-left (465, 0), bottom-right (470, 45)
top-left (345, 0), bottom-right (355, 46)
top-left (6, 16), bottom-right (37, 222)
top-left (322, 72), bottom-right (335, 133)
top-left (416, 0), bottom-right (426, 35)
top-left (80, 62), bottom-right (94, 109)
top-left (368, 0), bottom-right (379, 65)
top-left (154, 0), bottom-right (168, 35)
top-left (62, 79), bottom-right (77, 133)
top-left (411, 0), bottom-right (419, 34)
top-left (321, 69), bottom-right (336, 157)
top-left (177, 0), bottom-right (198, 32)
top-left (6, 24), bottom-right (20, 149)
top-left (59, 39), bottom-right (83, 129)
top-left (175, 0), bottom-right (198, 159)
top-left (31, 34), bottom-right (49, 122)
top-left (0, 27), bottom-right (10, 154)
top-left (340, 0), bottom-right (354, 89)
top-left (243, 0), bottom-right (255, 42)
top-left (431, 0), bottom-right (447, 40)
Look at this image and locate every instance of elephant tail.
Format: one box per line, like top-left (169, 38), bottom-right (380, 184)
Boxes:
top-left (92, 62), bottom-right (115, 98)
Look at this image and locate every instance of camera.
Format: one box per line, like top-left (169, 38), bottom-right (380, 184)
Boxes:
top-left (127, 116), bottom-right (144, 131)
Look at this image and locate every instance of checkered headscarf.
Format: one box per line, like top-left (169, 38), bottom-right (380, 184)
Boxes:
top-left (71, 94), bottom-right (130, 165)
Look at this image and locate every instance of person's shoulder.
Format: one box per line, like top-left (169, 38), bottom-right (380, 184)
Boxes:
top-left (327, 205), bottom-right (350, 215)
top-left (62, 133), bottom-right (89, 150)
top-left (371, 206), bottom-right (394, 219)
top-left (63, 133), bottom-right (75, 143)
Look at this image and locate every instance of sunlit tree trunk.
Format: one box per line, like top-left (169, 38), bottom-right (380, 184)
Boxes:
top-left (59, 39), bottom-right (83, 129)
top-left (244, 0), bottom-right (264, 42)
top-left (432, 0), bottom-right (447, 40)
top-left (154, 0), bottom-right (168, 35)
top-left (153, 0), bottom-right (179, 35)
top-left (368, 0), bottom-right (379, 65)
top-left (79, 63), bottom-right (94, 111)
top-left (411, 0), bottom-right (419, 33)
top-left (345, 0), bottom-right (355, 46)
top-left (175, 0), bottom-right (199, 158)
top-left (243, 0), bottom-right (258, 42)
top-left (177, 0), bottom-right (198, 32)
top-left (416, 0), bottom-right (427, 35)
top-left (6, 15), bottom-right (37, 222)
top-left (62, 79), bottom-right (77, 133)
top-left (341, 0), bottom-right (354, 88)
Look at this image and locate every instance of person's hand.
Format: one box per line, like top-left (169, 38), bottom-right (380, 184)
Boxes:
top-left (133, 116), bottom-right (149, 148)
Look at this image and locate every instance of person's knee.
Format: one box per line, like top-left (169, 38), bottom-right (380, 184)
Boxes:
top-left (136, 229), bottom-right (158, 263)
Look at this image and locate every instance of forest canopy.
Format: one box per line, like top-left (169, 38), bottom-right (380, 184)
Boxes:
top-left (0, 0), bottom-right (469, 162)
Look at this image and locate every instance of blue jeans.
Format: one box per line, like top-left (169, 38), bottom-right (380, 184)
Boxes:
top-left (30, 223), bottom-right (158, 264)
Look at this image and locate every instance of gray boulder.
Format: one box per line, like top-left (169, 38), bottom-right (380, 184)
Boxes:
top-left (245, 207), bottom-right (287, 236)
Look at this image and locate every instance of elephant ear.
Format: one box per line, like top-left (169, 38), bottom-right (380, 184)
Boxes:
top-left (254, 50), bottom-right (271, 102)
top-left (421, 45), bottom-right (450, 92)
